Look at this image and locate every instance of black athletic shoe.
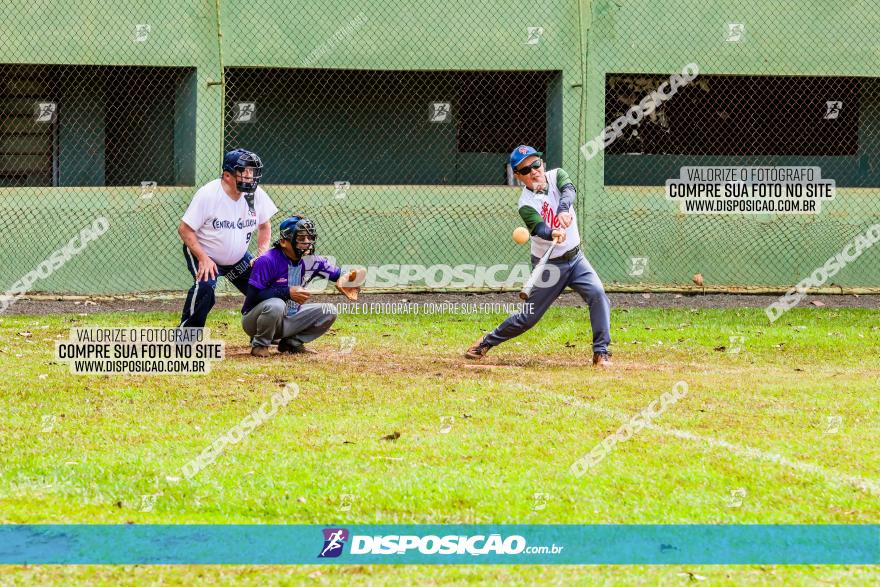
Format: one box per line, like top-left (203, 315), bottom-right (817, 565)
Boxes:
top-left (278, 339), bottom-right (317, 355)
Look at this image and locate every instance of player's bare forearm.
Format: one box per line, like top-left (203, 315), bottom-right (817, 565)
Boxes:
top-left (178, 222), bottom-right (209, 261)
top-left (256, 221), bottom-right (271, 256)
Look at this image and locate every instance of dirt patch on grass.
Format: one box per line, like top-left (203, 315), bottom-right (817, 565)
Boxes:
top-left (220, 336), bottom-right (688, 382)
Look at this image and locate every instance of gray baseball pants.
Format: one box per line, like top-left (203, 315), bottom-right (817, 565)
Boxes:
top-left (241, 298), bottom-right (337, 348)
top-left (483, 251), bottom-right (611, 353)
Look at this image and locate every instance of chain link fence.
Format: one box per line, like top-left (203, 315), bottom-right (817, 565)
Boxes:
top-left (2, 0), bottom-right (879, 296)
top-left (583, 0), bottom-right (880, 290)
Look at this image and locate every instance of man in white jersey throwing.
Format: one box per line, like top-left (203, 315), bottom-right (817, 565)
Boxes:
top-left (178, 149), bottom-right (279, 327)
top-left (465, 145), bottom-right (612, 367)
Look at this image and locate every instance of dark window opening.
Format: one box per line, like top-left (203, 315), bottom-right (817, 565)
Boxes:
top-left (0, 75), bottom-right (56, 187)
top-left (224, 68), bottom-right (561, 185)
top-left (603, 73), bottom-right (875, 187)
top-left (456, 71), bottom-right (552, 154)
top-left (0, 64), bottom-right (196, 187)
top-left (605, 74), bottom-right (860, 156)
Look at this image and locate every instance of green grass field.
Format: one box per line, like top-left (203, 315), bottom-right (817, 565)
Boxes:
top-left (1, 303), bottom-right (879, 584)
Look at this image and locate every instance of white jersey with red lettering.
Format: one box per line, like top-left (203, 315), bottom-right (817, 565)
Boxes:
top-left (517, 168), bottom-right (580, 259)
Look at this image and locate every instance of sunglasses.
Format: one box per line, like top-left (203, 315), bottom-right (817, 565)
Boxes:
top-left (515, 159), bottom-right (542, 175)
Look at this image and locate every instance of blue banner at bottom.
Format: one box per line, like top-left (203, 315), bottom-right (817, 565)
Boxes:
top-left (0, 525), bottom-right (877, 565)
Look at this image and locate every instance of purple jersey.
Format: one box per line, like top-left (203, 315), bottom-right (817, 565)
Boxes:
top-left (243, 247), bottom-right (341, 315)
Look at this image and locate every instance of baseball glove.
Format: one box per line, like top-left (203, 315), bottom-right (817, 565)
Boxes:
top-left (335, 268), bottom-right (365, 301)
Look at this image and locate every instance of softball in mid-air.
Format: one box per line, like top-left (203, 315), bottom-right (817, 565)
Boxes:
top-left (512, 226), bottom-right (530, 244)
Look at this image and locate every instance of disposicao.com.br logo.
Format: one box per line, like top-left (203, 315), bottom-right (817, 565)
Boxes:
top-left (318, 528), bottom-right (564, 558)
top-left (318, 528), bottom-right (349, 558)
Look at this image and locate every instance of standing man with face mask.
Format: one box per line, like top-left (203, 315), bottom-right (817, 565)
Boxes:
top-left (178, 149), bottom-right (278, 328)
top-left (465, 145), bottom-right (612, 367)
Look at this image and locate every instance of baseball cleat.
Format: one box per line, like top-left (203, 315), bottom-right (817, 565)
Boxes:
top-left (592, 351), bottom-right (612, 368)
top-left (278, 339), bottom-right (318, 355)
top-left (251, 346), bottom-right (272, 357)
top-left (464, 336), bottom-right (491, 360)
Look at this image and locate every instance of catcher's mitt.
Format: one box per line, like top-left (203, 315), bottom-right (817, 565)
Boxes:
top-left (336, 268), bottom-right (366, 301)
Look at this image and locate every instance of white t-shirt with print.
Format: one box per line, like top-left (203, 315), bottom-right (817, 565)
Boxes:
top-left (181, 178), bottom-right (278, 265)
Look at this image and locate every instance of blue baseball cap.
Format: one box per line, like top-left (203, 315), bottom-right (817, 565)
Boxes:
top-left (510, 145), bottom-right (543, 171)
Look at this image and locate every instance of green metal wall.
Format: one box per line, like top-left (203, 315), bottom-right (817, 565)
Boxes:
top-left (581, 0), bottom-right (880, 288)
top-left (1, 0), bottom-right (879, 294)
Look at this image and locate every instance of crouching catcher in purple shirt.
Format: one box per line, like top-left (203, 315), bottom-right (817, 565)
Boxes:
top-left (242, 216), bottom-right (356, 357)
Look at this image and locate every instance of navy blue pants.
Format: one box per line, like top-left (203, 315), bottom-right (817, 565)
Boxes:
top-left (484, 251), bottom-right (611, 354)
top-left (180, 245), bottom-right (253, 328)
